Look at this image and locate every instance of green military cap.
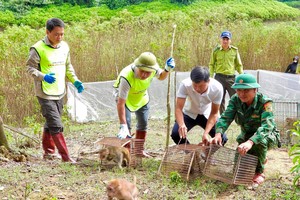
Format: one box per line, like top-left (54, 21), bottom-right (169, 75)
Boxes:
top-left (231, 73), bottom-right (261, 89)
top-left (134, 52), bottom-right (159, 72)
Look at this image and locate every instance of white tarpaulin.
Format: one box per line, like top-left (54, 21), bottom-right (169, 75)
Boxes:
top-left (67, 70), bottom-right (300, 123)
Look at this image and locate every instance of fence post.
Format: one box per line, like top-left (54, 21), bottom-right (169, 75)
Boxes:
top-left (297, 102), bottom-right (300, 118)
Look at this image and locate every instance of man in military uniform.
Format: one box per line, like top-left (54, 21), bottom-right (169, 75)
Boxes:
top-left (113, 52), bottom-right (175, 157)
top-left (211, 73), bottom-right (280, 187)
top-left (209, 31), bottom-right (244, 114)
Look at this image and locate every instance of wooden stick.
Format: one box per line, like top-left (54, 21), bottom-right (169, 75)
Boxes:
top-left (0, 156), bottom-right (9, 162)
top-left (166, 24), bottom-right (177, 150)
top-left (170, 24), bottom-right (177, 58)
top-left (3, 124), bottom-right (39, 144)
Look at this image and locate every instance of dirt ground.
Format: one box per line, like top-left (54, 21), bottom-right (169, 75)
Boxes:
top-left (0, 120), bottom-right (299, 199)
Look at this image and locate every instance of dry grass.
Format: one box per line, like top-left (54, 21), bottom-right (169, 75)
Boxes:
top-left (1, 14), bottom-right (300, 125)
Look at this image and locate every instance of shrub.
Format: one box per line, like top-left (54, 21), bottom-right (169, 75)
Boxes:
top-left (171, 0), bottom-right (196, 5)
top-left (0, 10), bottom-right (15, 29)
top-left (288, 120), bottom-right (300, 186)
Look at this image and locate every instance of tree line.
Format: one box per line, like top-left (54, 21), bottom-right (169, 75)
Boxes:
top-left (0, 0), bottom-right (197, 12)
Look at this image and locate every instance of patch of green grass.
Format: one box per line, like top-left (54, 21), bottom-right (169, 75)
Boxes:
top-left (169, 171), bottom-right (183, 184)
top-left (143, 157), bottom-right (161, 171)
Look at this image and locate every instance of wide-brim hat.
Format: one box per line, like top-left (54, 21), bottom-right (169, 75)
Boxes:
top-left (134, 52), bottom-right (159, 72)
top-left (231, 74), bottom-right (261, 89)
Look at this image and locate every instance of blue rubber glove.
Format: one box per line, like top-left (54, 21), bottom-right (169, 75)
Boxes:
top-left (44, 73), bottom-right (56, 84)
top-left (165, 57), bottom-right (175, 72)
top-left (73, 80), bottom-right (84, 93)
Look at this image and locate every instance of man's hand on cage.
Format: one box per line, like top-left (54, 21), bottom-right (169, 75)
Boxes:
top-left (237, 140), bottom-right (253, 156)
top-left (117, 124), bottom-right (132, 139)
top-left (210, 133), bottom-right (223, 146)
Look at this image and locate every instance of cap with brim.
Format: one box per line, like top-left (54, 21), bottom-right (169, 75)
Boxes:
top-left (134, 52), bottom-right (159, 72)
top-left (231, 74), bottom-right (261, 89)
top-left (221, 31), bottom-right (232, 39)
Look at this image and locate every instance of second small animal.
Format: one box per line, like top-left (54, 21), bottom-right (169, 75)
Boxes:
top-left (99, 146), bottom-right (131, 169)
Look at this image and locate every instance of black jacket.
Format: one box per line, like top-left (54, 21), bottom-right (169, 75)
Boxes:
top-left (285, 62), bottom-right (298, 74)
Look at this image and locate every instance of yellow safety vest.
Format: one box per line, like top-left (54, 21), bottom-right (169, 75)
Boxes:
top-left (114, 65), bottom-right (155, 111)
top-left (32, 40), bottom-right (69, 96)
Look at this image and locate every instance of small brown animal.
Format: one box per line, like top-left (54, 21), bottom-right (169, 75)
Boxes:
top-left (285, 117), bottom-right (296, 130)
top-left (285, 117), bottom-right (298, 144)
top-left (99, 146), bottom-right (131, 169)
top-left (106, 176), bottom-right (138, 200)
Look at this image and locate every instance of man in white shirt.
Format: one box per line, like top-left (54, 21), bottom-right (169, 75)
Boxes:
top-left (171, 66), bottom-right (228, 146)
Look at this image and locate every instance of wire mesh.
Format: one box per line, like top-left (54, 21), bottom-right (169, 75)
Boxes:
top-left (158, 144), bottom-right (209, 181)
top-left (203, 144), bottom-right (258, 185)
top-left (273, 101), bottom-right (299, 145)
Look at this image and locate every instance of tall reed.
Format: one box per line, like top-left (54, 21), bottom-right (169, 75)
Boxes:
top-left (1, 9), bottom-right (300, 125)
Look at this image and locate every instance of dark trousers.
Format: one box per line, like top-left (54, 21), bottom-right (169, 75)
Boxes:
top-left (214, 74), bottom-right (236, 114)
top-left (171, 113), bottom-right (228, 145)
top-left (37, 97), bottom-right (64, 134)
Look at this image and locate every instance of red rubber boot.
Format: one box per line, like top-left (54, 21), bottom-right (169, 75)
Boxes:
top-left (52, 132), bottom-right (76, 163)
top-left (135, 130), bottom-right (151, 158)
top-left (42, 132), bottom-right (56, 160)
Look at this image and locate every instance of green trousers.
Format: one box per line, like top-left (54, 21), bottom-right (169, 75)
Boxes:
top-left (238, 141), bottom-right (267, 173)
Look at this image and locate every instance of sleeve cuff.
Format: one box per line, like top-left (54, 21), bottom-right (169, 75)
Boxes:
top-left (215, 128), bottom-right (224, 135)
top-left (249, 136), bottom-right (259, 145)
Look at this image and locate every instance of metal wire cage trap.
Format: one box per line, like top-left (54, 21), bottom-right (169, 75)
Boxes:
top-left (97, 137), bottom-right (144, 168)
top-left (203, 144), bottom-right (258, 185)
top-left (158, 144), bottom-right (210, 181)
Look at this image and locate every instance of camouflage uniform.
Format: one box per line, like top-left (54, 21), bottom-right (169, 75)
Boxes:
top-left (216, 92), bottom-right (280, 173)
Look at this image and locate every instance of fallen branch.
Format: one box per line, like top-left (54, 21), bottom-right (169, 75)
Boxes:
top-left (3, 124), bottom-right (39, 144)
top-left (0, 156), bottom-right (9, 162)
top-left (0, 116), bottom-right (10, 149)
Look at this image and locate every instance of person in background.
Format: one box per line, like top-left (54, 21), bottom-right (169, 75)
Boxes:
top-left (113, 52), bottom-right (175, 157)
top-left (209, 30), bottom-right (244, 114)
top-left (285, 56), bottom-right (299, 74)
top-left (26, 18), bottom-right (84, 163)
top-left (210, 73), bottom-right (280, 187)
top-left (171, 66), bottom-right (227, 146)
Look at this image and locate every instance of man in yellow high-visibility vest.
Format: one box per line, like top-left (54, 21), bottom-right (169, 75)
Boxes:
top-left (26, 18), bottom-right (84, 163)
top-left (114, 52), bottom-right (175, 157)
